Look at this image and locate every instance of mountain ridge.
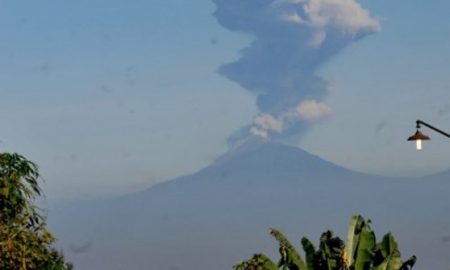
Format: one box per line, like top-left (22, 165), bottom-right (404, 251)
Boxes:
top-left (48, 141), bottom-right (450, 270)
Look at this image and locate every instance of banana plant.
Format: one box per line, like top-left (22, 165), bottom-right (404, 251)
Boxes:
top-left (233, 215), bottom-right (416, 270)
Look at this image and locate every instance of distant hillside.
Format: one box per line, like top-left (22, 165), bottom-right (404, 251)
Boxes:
top-left (48, 141), bottom-right (450, 270)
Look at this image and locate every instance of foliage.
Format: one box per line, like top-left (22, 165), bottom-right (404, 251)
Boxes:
top-left (234, 254), bottom-right (279, 270)
top-left (0, 153), bottom-right (73, 270)
top-left (233, 215), bottom-right (416, 270)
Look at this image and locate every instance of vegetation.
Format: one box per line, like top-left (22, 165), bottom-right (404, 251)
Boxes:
top-left (233, 215), bottom-right (416, 270)
top-left (0, 152), bottom-right (73, 270)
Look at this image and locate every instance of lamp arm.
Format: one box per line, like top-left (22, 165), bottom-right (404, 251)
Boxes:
top-left (416, 120), bottom-right (450, 138)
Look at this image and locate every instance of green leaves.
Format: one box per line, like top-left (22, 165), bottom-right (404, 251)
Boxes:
top-left (271, 228), bottom-right (306, 270)
top-left (345, 215), bottom-right (365, 267)
top-left (0, 153), bottom-right (41, 225)
top-left (233, 215), bottom-right (416, 270)
top-left (354, 223), bottom-right (376, 270)
top-left (317, 231), bottom-right (345, 270)
top-left (233, 254), bottom-right (278, 270)
top-left (0, 152), bottom-right (72, 270)
top-left (301, 237), bottom-right (316, 270)
top-left (372, 233), bottom-right (416, 270)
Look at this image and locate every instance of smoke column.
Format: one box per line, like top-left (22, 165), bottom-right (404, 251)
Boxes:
top-left (212, 0), bottom-right (380, 141)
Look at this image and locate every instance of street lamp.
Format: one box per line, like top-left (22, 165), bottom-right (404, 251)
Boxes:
top-left (407, 120), bottom-right (450, 150)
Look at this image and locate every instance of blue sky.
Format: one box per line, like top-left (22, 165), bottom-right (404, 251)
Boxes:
top-left (1, 0), bottom-right (450, 200)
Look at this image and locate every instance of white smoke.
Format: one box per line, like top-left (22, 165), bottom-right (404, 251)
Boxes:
top-left (277, 0), bottom-right (380, 36)
top-left (250, 100), bottom-right (332, 139)
top-left (254, 113), bottom-right (284, 133)
top-left (213, 0), bottom-right (379, 140)
top-left (250, 127), bottom-right (270, 139)
top-left (290, 99), bottom-right (333, 121)
top-left (251, 113), bottom-right (284, 139)
top-left (277, 0), bottom-right (380, 48)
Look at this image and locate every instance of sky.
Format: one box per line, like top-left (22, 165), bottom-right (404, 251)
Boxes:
top-left (1, 0), bottom-right (450, 200)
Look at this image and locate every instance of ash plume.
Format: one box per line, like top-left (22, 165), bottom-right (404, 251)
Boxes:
top-left (212, 0), bottom-right (380, 142)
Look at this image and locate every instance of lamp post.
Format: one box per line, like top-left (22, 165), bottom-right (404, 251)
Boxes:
top-left (407, 120), bottom-right (450, 150)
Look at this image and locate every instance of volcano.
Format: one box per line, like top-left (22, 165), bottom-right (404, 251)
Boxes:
top-left (48, 140), bottom-right (450, 270)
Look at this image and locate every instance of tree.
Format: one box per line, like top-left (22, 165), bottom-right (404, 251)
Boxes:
top-left (233, 215), bottom-right (416, 270)
top-left (0, 152), bottom-right (73, 270)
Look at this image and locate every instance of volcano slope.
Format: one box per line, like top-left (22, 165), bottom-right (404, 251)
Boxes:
top-left (48, 141), bottom-right (450, 270)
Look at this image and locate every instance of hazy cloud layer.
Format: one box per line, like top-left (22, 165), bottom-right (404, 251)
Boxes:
top-left (213, 0), bottom-right (379, 141)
